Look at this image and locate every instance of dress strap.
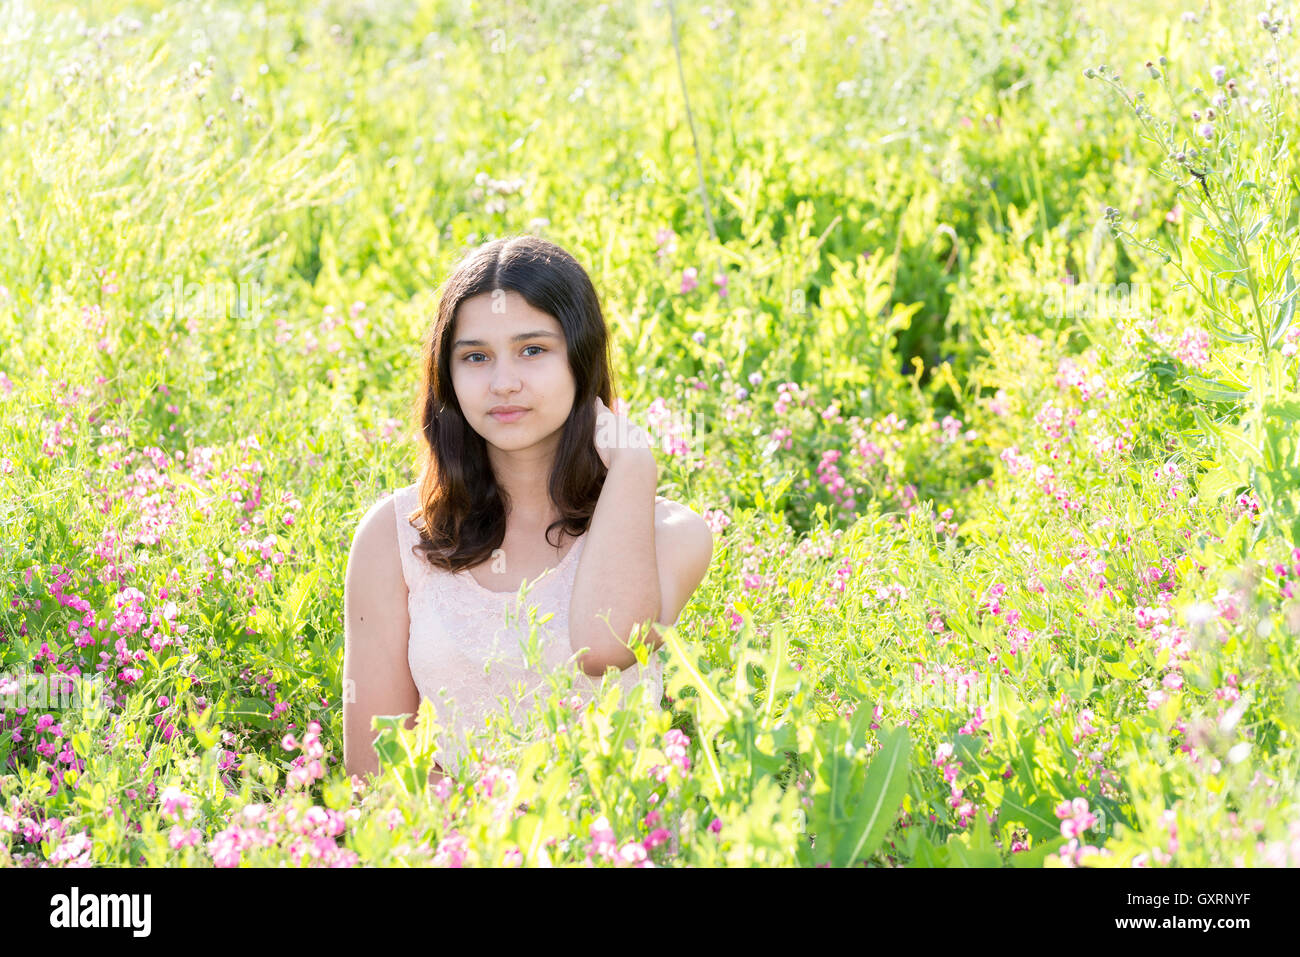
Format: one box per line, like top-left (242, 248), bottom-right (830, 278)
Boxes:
top-left (391, 484), bottom-right (433, 593)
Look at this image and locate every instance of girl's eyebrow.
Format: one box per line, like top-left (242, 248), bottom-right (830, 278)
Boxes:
top-left (453, 330), bottom-right (560, 349)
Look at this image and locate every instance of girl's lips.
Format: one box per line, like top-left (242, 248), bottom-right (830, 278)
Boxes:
top-left (489, 409), bottom-right (528, 422)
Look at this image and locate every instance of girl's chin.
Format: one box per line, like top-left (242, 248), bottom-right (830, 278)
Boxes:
top-left (481, 425), bottom-right (566, 449)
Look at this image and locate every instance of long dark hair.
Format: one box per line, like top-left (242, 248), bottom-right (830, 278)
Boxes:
top-left (405, 235), bottom-right (617, 572)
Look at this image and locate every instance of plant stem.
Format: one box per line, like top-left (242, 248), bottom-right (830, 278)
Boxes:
top-left (667, 0), bottom-right (718, 245)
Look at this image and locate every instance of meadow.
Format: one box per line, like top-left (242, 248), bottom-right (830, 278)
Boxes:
top-left (1, 0), bottom-right (1299, 867)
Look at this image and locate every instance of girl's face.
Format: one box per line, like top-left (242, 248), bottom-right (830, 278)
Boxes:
top-left (449, 290), bottom-right (576, 453)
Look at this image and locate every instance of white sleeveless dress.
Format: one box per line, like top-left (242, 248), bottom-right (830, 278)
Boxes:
top-left (390, 483), bottom-right (665, 775)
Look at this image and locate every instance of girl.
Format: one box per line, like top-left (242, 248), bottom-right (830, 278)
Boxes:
top-left (342, 235), bottom-right (714, 785)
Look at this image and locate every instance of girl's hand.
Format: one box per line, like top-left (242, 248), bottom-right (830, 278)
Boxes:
top-left (592, 396), bottom-right (653, 470)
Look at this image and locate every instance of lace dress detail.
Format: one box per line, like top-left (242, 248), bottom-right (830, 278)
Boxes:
top-left (391, 483), bottom-right (665, 775)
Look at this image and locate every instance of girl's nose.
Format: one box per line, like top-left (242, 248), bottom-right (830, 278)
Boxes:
top-left (491, 361), bottom-right (521, 392)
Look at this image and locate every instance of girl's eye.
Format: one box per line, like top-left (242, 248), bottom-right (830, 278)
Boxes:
top-left (463, 346), bottom-right (545, 363)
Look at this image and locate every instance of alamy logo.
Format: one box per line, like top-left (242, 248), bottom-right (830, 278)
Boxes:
top-left (49, 887), bottom-right (151, 937)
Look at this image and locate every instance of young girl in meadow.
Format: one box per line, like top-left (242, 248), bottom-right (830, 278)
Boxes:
top-left (341, 235), bottom-right (714, 785)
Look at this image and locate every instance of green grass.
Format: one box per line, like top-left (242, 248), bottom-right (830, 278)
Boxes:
top-left (1, 0), bottom-right (1298, 867)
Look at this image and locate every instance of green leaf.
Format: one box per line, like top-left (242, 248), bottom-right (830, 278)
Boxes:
top-left (1103, 659), bottom-right (1138, 681)
top-left (1269, 272), bottom-right (1298, 349)
top-left (659, 626), bottom-right (731, 728)
top-left (230, 696), bottom-right (273, 730)
top-left (232, 696), bottom-right (271, 716)
top-left (1264, 400), bottom-right (1300, 424)
top-left (945, 813), bottom-right (1004, 867)
top-left (189, 709), bottom-right (220, 750)
top-left (951, 733), bottom-right (985, 767)
top-left (1217, 420), bottom-right (1263, 463)
top-left (760, 623), bottom-right (794, 730)
top-left (1190, 237), bottom-right (1243, 277)
top-left (810, 718), bottom-right (854, 856)
top-left (1180, 374), bottom-right (1249, 403)
top-left (999, 788), bottom-right (1061, 842)
top-left (1207, 321), bottom-right (1253, 344)
top-left (1190, 405), bottom-right (1224, 442)
top-left (834, 724), bottom-right (912, 867)
top-left (368, 705), bottom-right (443, 796)
top-left (909, 832), bottom-right (951, 867)
top-left (284, 567), bottom-right (322, 634)
top-left (1197, 462), bottom-right (1247, 501)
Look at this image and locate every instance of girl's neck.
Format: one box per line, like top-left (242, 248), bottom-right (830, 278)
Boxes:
top-left (488, 444), bottom-right (559, 529)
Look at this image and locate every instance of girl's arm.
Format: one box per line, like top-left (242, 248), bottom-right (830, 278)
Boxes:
top-left (568, 444), bottom-right (662, 677)
top-left (342, 495), bottom-right (421, 781)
